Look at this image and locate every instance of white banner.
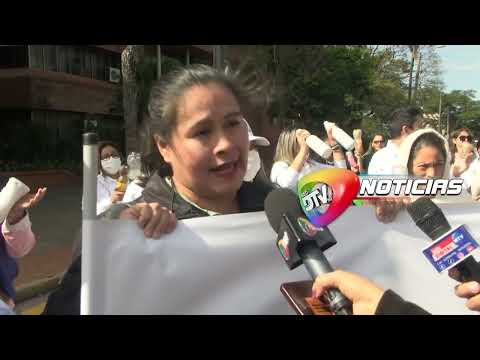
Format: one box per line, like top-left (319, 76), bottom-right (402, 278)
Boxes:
top-left (81, 205), bottom-right (480, 315)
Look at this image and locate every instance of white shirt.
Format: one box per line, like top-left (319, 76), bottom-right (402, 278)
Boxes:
top-left (0, 298), bottom-right (14, 315)
top-left (368, 140), bottom-right (401, 175)
top-left (97, 174), bottom-right (118, 215)
top-left (270, 160), bottom-right (334, 190)
top-left (122, 181), bottom-right (144, 203)
top-left (461, 157), bottom-right (480, 191)
top-left (450, 158), bottom-right (480, 192)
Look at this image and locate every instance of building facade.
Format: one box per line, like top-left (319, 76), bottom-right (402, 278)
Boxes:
top-left (0, 45), bottom-right (214, 172)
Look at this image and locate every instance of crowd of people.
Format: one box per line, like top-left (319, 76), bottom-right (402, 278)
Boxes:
top-left (1, 64), bottom-right (480, 315)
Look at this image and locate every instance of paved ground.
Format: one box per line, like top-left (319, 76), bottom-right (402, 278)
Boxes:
top-left (13, 183), bottom-right (82, 310)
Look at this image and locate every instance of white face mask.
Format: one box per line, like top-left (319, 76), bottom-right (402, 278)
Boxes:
top-left (101, 157), bottom-right (122, 176)
top-left (244, 149), bottom-right (261, 182)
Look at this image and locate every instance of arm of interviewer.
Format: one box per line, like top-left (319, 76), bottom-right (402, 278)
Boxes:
top-left (312, 270), bottom-right (430, 315)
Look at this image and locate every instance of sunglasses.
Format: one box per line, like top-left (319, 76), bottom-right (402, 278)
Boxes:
top-left (101, 154), bottom-right (120, 161)
top-left (373, 140), bottom-right (385, 144)
top-left (458, 135), bottom-right (472, 143)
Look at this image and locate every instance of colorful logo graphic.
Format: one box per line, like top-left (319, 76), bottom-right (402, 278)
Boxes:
top-left (277, 231), bottom-right (290, 261)
top-left (298, 169), bottom-right (465, 227)
top-left (297, 217), bottom-right (320, 237)
top-left (298, 168), bottom-right (360, 227)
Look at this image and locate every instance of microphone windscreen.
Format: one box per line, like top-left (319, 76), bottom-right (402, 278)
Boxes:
top-left (406, 197), bottom-right (451, 240)
top-left (264, 188), bottom-right (303, 233)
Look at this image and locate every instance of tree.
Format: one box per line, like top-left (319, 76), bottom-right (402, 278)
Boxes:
top-left (443, 90), bottom-right (480, 136)
top-left (122, 45), bottom-right (145, 154)
top-left (408, 45), bottom-right (420, 104)
top-left (270, 45), bottom-right (377, 132)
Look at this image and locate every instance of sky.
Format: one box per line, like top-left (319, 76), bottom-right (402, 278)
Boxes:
top-left (437, 45), bottom-right (480, 98)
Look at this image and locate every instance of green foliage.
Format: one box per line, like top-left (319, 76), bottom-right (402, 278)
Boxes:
top-left (443, 90), bottom-right (480, 136)
top-left (274, 46), bottom-right (377, 133)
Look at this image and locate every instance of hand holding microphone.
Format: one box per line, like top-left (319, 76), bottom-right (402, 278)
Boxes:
top-left (264, 188), bottom-right (353, 315)
top-left (313, 268), bottom-right (480, 314)
top-left (406, 197), bottom-right (480, 283)
top-left (449, 268), bottom-right (480, 311)
top-left (312, 270), bottom-right (385, 315)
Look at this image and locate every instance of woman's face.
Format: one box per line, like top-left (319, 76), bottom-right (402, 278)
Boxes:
top-left (372, 135), bottom-right (385, 152)
top-left (453, 131), bottom-right (473, 150)
top-left (411, 145), bottom-right (446, 179)
top-left (100, 145), bottom-right (121, 176)
top-left (157, 83), bottom-right (249, 199)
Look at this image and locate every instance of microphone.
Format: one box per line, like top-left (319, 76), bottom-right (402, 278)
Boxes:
top-left (406, 197), bottom-right (480, 283)
top-left (265, 188), bottom-right (353, 315)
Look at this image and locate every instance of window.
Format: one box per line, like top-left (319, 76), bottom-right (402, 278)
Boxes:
top-left (29, 45), bottom-right (44, 70)
top-left (0, 109), bottom-right (124, 172)
top-left (44, 45), bottom-right (57, 72)
top-left (66, 46), bottom-right (74, 74)
top-left (57, 45), bottom-right (67, 73)
top-left (19, 45), bottom-right (121, 81)
top-left (0, 110), bottom-right (30, 168)
top-left (96, 115), bottom-right (125, 152)
top-left (95, 49), bottom-right (106, 81)
top-left (71, 46), bottom-right (82, 75)
top-left (82, 47), bottom-right (93, 78)
top-left (162, 55), bottom-right (184, 74)
top-left (0, 45), bottom-right (28, 68)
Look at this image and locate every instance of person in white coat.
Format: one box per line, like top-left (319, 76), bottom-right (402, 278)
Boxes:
top-left (374, 128), bottom-right (479, 223)
top-left (97, 141), bottom-right (125, 215)
top-left (243, 120), bottom-right (271, 184)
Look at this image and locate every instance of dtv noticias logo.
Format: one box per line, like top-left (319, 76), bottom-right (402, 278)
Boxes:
top-left (356, 176), bottom-right (463, 199)
top-left (297, 169), bottom-right (463, 227)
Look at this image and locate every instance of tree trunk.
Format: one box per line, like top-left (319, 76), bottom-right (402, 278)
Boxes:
top-left (412, 52), bottom-right (422, 104)
top-left (407, 45), bottom-right (421, 105)
top-left (407, 46), bottom-right (417, 105)
top-left (122, 45), bottom-right (145, 154)
top-left (274, 45), bottom-right (289, 126)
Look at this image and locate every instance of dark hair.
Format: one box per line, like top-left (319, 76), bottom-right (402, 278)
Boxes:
top-left (407, 132), bottom-right (447, 175)
top-left (367, 133), bottom-right (385, 154)
top-left (448, 128), bottom-right (473, 163)
top-left (389, 107), bottom-right (423, 139)
top-left (0, 176), bottom-right (8, 190)
top-left (98, 141), bottom-right (122, 176)
top-left (147, 64), bottom-right (268, 177)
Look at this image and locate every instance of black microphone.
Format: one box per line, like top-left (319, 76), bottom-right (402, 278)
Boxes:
top-left (406, 197), bottom-right (480, 283)
top-left (264, 188), bottom-right (353, 315)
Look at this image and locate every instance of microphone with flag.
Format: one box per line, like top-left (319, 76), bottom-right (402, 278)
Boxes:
top-left (406, 197), bottom-right (480, 282)
top-left (264, 188), bottom-right (353, 315)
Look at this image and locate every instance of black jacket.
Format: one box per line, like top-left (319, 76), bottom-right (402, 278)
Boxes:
top-left (375, 290), bottom-right (430, 315)
top-left (141, 173), bottom-right (272, 219)
top-left (43, 174), bottom-right (273, 315)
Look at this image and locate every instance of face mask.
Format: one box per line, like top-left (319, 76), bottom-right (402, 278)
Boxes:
top-left (101, 157), bottom-right (122, 176)
top-left (4, 216), bottom-right (36, 258)
top-left (244, 150), bottom-right (261, 182)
